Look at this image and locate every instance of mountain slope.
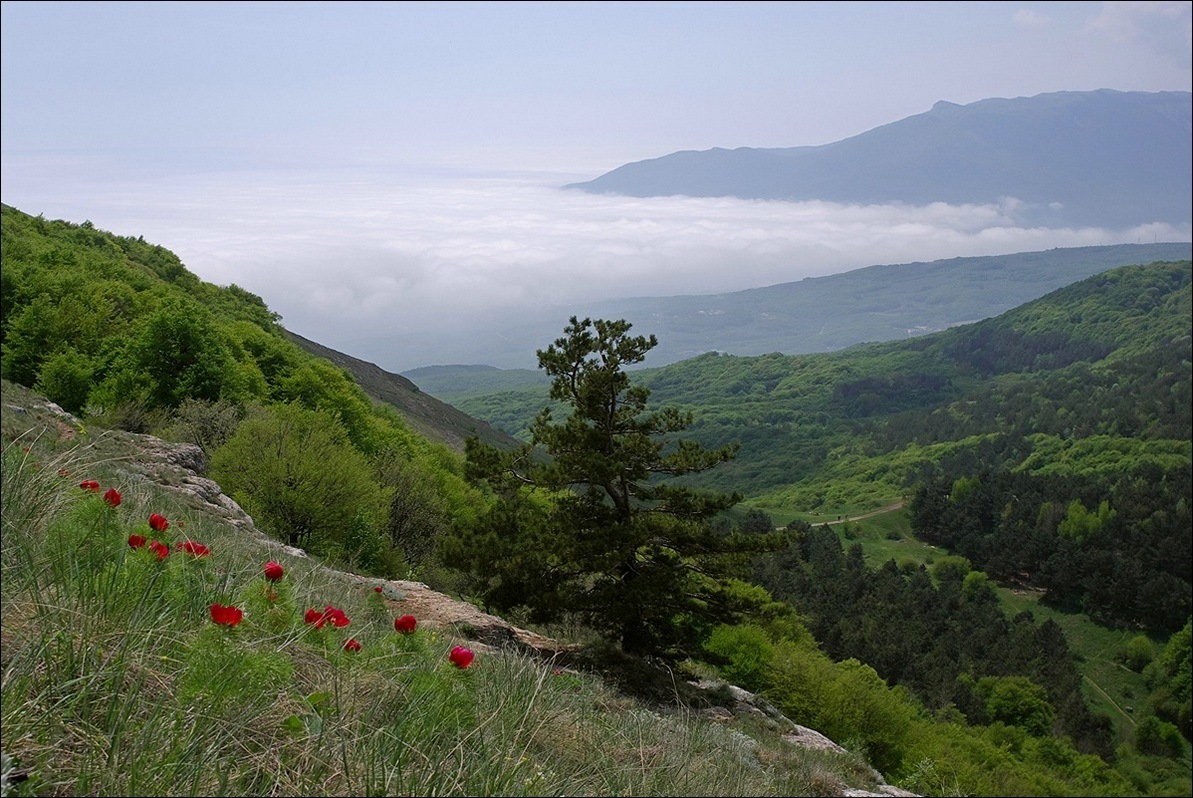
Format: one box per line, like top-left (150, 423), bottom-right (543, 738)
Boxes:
top-left (284, 330), bottom-right (520, 453)
top-left (0, 203), bottom-right (513, 456)
top-left (646, 259), bottom-right (1192, 500)
top-left (565, 90), bottom-right (1192, 229)
top-left (2, 207), bottom-right (1185, 796)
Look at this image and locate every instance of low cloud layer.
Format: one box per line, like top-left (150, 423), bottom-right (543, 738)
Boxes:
top-left (5, 167), bottom-right (1188, 371)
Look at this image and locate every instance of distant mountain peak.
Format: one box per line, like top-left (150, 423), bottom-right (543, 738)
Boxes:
top-left (564, 90), bottom-right (1192, 229)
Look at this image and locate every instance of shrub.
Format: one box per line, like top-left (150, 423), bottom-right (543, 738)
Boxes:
top-left (704, 624), bottom-right (774, 690)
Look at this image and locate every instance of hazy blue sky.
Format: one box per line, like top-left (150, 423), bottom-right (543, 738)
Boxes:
top-left (2, 1), bottom-right (1191, 370)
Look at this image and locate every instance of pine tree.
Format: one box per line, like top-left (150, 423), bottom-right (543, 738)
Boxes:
top-left (450, 317), bottom-right (785, 656)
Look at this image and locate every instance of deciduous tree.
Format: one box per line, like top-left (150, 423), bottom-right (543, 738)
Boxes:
top-left (210, 403), bottom-right (388, 565)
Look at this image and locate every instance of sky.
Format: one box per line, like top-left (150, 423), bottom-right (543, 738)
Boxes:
top-left (2, 1), bottom-right (1191, 371)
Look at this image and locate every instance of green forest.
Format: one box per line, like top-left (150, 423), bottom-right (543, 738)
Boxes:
top-left (1, 203), bottom-right (1190, 797)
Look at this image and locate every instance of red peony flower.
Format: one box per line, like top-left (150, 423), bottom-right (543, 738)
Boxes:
top-left (305, 605), bottom-right (350, 629)
top-left (128, 534), bottom-right (147, 549)
top-left (80, 480), bottom-right (100, 492)
top-left (209, 603), bottom-right (243, 627)
top-left (394, 614), bottom-right (417, 634)
top-left (148, 540), bottom-right (169, 560)
top-left (263, 561), bottom-right (284, 581)
top-left (448, 645), bottom-right (475, 669)
top-left (343, 638), bottom-right (361, 653)
top-left (176, 540), bottom-right (210, 557)
top-left (103, 488), bottom-right (121, 507)
top-left (374, 585), bottom-right (383, 593)
top-left (148, 513), bottom-right (169, 532)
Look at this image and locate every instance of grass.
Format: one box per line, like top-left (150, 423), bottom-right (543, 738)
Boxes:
top-left (826, 510), bottom-right (944, 570)
top-left (746, 498), bottom-right (895, 530)
top-left (772, 503), bottom-right (943, 569)
top-left (0, 380), bottom-right (883, 798)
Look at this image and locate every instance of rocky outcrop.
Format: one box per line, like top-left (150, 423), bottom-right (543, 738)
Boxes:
top-left (689, 680), bottom-right (918, 797)
top-left (21, 397), bottom-right (309, 560)
top-left (126, 433), bottom-right (309, 559)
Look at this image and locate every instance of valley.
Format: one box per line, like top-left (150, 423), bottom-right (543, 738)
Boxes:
top-left (1, 207), bottom-right (1189, 796)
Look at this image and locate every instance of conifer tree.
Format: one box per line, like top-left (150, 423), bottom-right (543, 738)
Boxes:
top-left (451, 317), bottom-right (785, 655)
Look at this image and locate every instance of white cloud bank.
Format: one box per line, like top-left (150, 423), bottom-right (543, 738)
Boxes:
top-left (4, 167), bottom-right (1188, 371)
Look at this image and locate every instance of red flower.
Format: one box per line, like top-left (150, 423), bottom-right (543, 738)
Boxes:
top-left (148, 513), bottom-right (169, 532)
top-left (394, 614), bottom-right (417, 634)
top-left (374, 586), bottom-right (383, 593)
top-left (80, 480), bottom-right (100, 492)
top-left (128, 534), bottom-right (147, 549)
top-left (448, 645), bottom-right (475, 669)
top-left (343, 638), bottom-right (361, 653)
top-left (176, 540), bottom-right (211, 557)
top-left (103, 488), bottom-right (121, 507)
top-left (263, 561), bottom-right (284, 582)
top-left (209, 603), bottom-right (243, 627)
top-left (305, 605), bottom-right (350, 629)
top-left (149, 540), bottom-right (169, 560)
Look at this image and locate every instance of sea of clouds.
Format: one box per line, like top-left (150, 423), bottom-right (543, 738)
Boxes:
top-left (3, 165), bottom-right (1187, 371)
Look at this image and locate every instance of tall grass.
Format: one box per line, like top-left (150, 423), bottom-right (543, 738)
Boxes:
top-left (0, 397), bottom-right (873, 797)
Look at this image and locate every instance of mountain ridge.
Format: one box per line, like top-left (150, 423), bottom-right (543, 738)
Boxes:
top-left (564, 89), bottom-right (1193, 230)
top-left (400, 242), bottom-right (1192, 389)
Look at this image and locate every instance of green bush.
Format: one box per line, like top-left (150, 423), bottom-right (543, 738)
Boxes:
top-left (35, 347), bottom-right (93, 414)
top-left (977, 675), bottom-right (1056, 736)
top-left (1134, 715), bottom-right (1187, 758)
top-left (703, 624), bottom-right (774, 690)
top-left (210, 403), bottom-right (390, 568)
top-left (1122, 635), bottom-right (1157, 672)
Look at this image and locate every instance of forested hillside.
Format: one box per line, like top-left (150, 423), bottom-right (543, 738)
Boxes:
top-left (0, 203), bottom-right (483, 577)
top-left (446, 261), bottom-right (1192, 627)
top-left (282, 329), bottom-right (520, 454)
top-left (435, 261), bottom-right (1191, 512)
